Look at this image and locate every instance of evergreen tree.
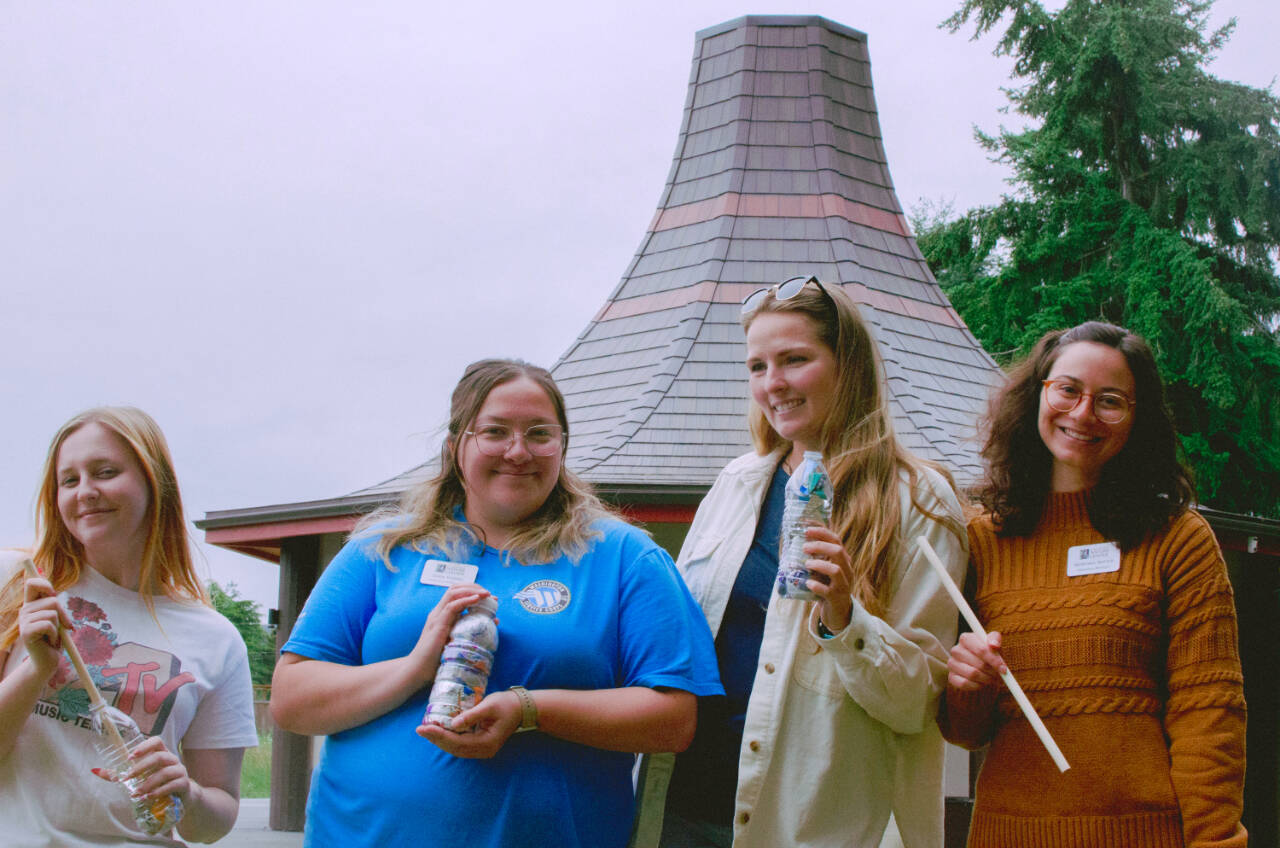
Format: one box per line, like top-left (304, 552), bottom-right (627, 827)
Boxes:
top-left (209, 581), bottom-right (276, 687)
top-left (916, 0), bottom-right (1280, 515)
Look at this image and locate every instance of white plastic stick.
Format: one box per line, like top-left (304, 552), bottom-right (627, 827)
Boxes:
top-left (915, 536), bottom-right (1070, 773)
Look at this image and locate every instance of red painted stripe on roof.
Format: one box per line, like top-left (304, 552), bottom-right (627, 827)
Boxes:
top-left (650, 192), bottom-right (910, 238)
top-left (593, 281), bottom-right (718, 322)
top-left (595, 280), bottom-right (961, 328)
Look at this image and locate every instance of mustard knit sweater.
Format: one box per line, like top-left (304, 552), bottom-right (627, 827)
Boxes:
top-left (939, 491), bottom-right (1247, 848)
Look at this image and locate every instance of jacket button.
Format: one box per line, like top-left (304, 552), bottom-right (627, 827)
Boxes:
top-left (764, 663), bottom-right (775, 673)
top-left (739, 812), bottom-right (750, 825)
top-left (854, 637), bottom-right (865, 650)
top-left (748, 740), bottom-right (760, 752)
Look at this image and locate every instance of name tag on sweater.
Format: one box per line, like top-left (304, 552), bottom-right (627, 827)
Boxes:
top-left (1066, 542), bottom-right (1121, 576)
top-left (420, 560), bottom-right (479, 586)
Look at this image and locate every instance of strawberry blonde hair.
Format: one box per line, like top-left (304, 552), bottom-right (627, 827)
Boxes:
top-left (1, 407), bottom-right (206, 650)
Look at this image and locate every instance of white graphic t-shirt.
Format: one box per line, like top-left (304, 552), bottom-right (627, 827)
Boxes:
top-left (0, 551), bottom-right (258, 847)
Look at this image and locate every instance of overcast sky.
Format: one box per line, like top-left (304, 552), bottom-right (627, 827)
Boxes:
top-left (3, 0), bottom-right (1275, 614)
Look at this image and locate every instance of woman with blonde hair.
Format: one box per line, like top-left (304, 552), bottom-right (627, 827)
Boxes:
top-left (0, 406), bottom-right (258, 845)
top-left (271, 358), bottom-right (721, 848)
top-left (641, 276), bottom-right (969, 848)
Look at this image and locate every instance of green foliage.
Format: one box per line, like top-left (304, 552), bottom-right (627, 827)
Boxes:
top-left (240, 731), bottom-right (273, 798)
top-left (209, 581), bottom-right (276, 686)
top-left (918, 0), bottom-right (1280, 516)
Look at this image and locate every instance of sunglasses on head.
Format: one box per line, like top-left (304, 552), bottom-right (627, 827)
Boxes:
top-left (741, 275), bottom-right (833, 316)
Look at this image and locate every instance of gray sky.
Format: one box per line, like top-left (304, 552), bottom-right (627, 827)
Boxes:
top-left (3, 0), bottom-right (1276, 614)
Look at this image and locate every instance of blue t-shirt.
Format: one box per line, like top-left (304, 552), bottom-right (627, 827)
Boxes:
top-left (282, 518), bottom-right (722, 848)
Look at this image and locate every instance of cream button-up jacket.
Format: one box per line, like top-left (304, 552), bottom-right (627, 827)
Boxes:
top-left (632, 450), bottom-right (968, 848)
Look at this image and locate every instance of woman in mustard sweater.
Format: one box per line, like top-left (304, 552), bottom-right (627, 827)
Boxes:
top-left (939, 321), bottom-right (1247, 847)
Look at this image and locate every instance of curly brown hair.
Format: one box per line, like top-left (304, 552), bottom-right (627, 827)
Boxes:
top-left (979, 321), bottom-right (1194, 548)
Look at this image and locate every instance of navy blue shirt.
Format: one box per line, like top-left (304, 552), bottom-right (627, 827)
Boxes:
top-left (667, 463), bottom-right (787, 823)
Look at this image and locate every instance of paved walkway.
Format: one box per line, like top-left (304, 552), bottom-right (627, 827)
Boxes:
top-left (219, 798), bottom-right (303, 847)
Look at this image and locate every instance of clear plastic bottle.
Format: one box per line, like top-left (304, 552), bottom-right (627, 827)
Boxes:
top-left (776, 450), bottom-right (833, 601)
top-left (90, 704), bottom-right (184, 835)
top-left (423, 595), bottom-right (499, 730)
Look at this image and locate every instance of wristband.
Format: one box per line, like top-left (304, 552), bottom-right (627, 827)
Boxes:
top-left (509, 685), bottom-right (539, 733)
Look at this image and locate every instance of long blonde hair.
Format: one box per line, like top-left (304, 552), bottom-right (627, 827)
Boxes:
top-left (743, 282), bottom-right (964, 615)
top-left (1, 407), bottom-right (207, 650)
top-left (358, 359), bottom-right (615, 566)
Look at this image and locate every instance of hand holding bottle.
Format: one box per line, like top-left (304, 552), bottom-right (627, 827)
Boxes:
top-left (776, 451), bottom-right (833, 601)
top-left (407, 584), bottom-right (491, 691)
top-left (418, 592), bottom-right (499, 732)
top-left (90, 705), bottom-right (184, 834)
top-left (799, 524), bottom-right (854, 632)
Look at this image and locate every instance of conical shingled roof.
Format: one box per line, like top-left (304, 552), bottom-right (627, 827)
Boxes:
top-left (196, 14), bottom-right (1006, 548)
top-left (555, 14), bottom-right (1000, 491)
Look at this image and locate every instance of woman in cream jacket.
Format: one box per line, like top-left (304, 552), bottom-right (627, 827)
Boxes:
top-left (635, 276), bottom-right (967, 848)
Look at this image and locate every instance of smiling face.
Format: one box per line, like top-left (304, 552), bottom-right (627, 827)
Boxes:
top-left (1038, 341), bottom-right (1137, 491)
top-left (55, 421), bottom-right (152, 566)
top-left (454, 376), bottom-right (563, 549)
top-left (745, 311), bottom-right (838, 456)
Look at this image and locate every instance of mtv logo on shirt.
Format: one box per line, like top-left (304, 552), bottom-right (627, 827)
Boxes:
top-left (38, 594), bottom-right (195, 735)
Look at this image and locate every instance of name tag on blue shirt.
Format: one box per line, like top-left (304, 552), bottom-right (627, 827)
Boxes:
top-left (420, 560), bottom-right (480, 586)
top-left (1066, 542), bottom-right (1121, 577)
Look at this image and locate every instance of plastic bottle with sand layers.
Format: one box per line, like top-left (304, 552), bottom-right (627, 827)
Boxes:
top-left (90, 704), bottom-right (184, 835)
top-left (776, 450), bottom-right (833, 601)
top-left (423, 595), bottom-right (500, 730)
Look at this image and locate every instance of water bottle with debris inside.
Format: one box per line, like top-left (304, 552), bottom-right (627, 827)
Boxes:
top-left (90, 704), bottom-right (184, 835)
top-left (423, 595), bottom-right (499, 730)
top-left (776, 451), bottom-right (833, 601)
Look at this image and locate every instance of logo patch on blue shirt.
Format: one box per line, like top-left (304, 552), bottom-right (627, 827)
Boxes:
top-left (514, 580), bottom-right (571, 614)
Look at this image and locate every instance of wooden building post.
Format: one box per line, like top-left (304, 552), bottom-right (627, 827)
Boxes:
top-left (269, 534), bottom-right (321, 831)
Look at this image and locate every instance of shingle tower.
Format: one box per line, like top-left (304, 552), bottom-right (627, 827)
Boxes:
top-left (554, 15), bottom-right (1000, 496)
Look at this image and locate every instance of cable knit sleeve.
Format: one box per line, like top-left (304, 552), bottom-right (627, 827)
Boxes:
top-left (1160, 511), bottom-right (1247, 848)
top-left (937, 677), bottom-right (1000, 750)
top-left (811, 467), bottom-right (968, 735)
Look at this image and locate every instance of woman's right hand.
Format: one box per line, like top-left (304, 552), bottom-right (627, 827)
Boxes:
top-left (947, 631), bottom-right (1006, 691)
top-left (408, 583), bottom-right (491, 687)
top-left (18, 577), bottom-right (71, 681)
top-left (271, 582), bottom-right (495, 737)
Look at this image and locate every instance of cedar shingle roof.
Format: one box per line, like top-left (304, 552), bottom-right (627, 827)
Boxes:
top-left (212, 14), bottom-right (1002, 522)
top-left (546, 14), bottom-right (1000, 491)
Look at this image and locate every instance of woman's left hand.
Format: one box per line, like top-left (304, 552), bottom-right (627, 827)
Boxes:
top-left (802, 525), bottom-right (853, 633)
top-left (416, 689), bottom-right (522, 759)
top-left (114, 735), bottom-right (192, 802)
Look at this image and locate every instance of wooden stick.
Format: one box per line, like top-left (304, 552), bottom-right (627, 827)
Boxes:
top-left (21, 559), bottom-right (129, 753)
top-left (915, 537), bottom-right (1071, 773)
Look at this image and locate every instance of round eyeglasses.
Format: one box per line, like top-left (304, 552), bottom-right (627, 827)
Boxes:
top-left (464, 424), bottom-right (565, 457)
top-left (1041, 380), bottom-right (1135, 424)
top-left (741, 275), bottom-right (833, 316)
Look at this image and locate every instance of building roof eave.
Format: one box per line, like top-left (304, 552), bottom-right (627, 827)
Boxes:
top-left (196, 491), bottom-right (390, 531)
top-left (1196, 504), bottom-right (1280, 534)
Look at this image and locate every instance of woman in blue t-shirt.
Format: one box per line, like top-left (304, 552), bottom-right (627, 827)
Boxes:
top-left (271, 358), bottom-right (721, 848)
